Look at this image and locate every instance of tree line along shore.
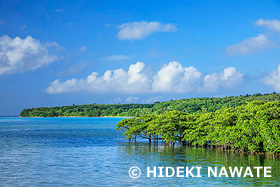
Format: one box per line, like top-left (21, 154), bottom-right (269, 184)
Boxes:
top-left (20, 92), bottom-right (280, 117)
top-left (20, 92), bottom-right (280, 156)
top-left (116, 101), bottom-right (280, 157)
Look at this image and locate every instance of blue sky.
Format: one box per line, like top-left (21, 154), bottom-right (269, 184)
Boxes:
top-left (1, 0), bottom-right (280, 115)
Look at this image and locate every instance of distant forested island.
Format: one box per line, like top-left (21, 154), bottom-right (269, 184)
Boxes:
top-left (20, 92), bottom-right (280, 117)
top-left (21, 92), bottom-right (280, 156)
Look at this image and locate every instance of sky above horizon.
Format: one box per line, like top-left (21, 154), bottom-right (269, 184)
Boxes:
top-left (1, 0), bottom-right (280, 115)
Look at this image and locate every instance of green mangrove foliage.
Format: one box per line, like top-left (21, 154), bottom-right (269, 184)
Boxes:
top-left (116, 101), bottom-right (280, 156)
top-left (20, 92), bottom-right (280, 117)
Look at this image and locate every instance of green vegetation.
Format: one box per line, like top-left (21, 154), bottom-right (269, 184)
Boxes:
top-left (116, 101), bottom-right (280, 156)
top-left (20, 104), bottom-right (154, 117)
top-left (20, 92), bottom-right (280, 117)
top-left (20, 92), bottom-right (280, 156)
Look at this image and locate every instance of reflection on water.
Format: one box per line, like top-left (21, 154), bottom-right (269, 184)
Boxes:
top-left (117, 142), bottom-right (280, 186)
top-left (0, 117), bottom-right (279, 186)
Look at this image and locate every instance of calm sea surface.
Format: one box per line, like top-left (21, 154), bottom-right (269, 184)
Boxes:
top-left (0, 117), bottom-right (279, 186)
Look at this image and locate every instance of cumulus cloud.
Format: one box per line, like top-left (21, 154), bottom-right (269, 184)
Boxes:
top-left (102, 55), bottom-right (130, 61)
top-left (261, 65), bottom-right (280, 91)
top-left (152, 61), bottom-right (243, 93)
top-left (255, 19), bottom-right (280, 32)
top-left (202, 67), bottom-right (243, 92)
top-left (117, 21), bottom-right (177, 40)
top-left (126, 96), bottom-right (139, 103)
top-left (0, 35), bottom-right (58, 76)
top-left (152, 61), bottom-right (202, 93)
top-left (226, 34), bottom-right (271, 55)
top-left (46, 62), bottom-right (150, 94)
top-left (46, 61), bottom-right (244, 94)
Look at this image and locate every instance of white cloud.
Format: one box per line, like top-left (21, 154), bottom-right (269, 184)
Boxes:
top-left (255, 19), bottom-right (280, 32)
top-left (226, 18), bottom-right (280, 56)
top-left (152, 61), bottom-right (243, 93)
top-left (44, 42), bottom-right (61, 48)
top-left (46, 62), bottom-right (150, 94)
top-left (152, 61), bottom-right (202, 93)
top-left (117, 21), bottom-right (177, 40)
top-left (261, 65), bottom-right (280, 91)
top-left (226, 34), bottom-right (271, 55)
top-left (46, 61), bottom-right (244, 94)
top-left (0, 35), bottom-right (58, 76)
top-left (126, 96), bottom-right (139, 103)
top-left (44, 42), bottom-right (64, 51)
top-left (102, 55), bottom-right (130, 61)
top-left (202, 67), bottom-right (243, 92)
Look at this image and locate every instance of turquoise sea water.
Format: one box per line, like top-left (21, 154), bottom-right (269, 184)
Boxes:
top-left (0, 117), bottom-right (279, 186)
